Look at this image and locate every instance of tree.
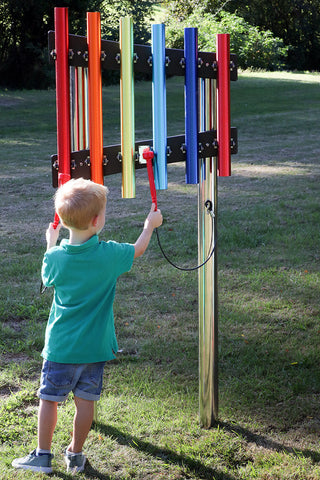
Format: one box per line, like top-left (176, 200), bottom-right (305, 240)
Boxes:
top-left (0, 0), bottom-right (102, 89)
top-left (222, 0), bottom-right (320, 70)
top-left (163, 0), bottom-right (320, 70)
top-left (0, 0), bottom-right (154, 89)
top-left (165, 10), bottom-right (288, 70)
top-left (100, 0), bottom-right (154, 44)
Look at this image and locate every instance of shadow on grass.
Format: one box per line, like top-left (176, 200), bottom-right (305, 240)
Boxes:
top-left (219, 421), bottom-right (320, 464)
top-left (91, 422), bottom-right (237, 480)
top-left (48, 465), bottom-right (113, 480)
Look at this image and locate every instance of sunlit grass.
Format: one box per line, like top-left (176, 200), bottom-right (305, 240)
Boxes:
top-left (0, 71), bottom-right (319, 478)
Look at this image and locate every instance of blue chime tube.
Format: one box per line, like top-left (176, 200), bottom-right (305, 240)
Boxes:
top-left (184, 27), bottom-right (199, 184)
top-left (152, 23), bottom-right (167, 190)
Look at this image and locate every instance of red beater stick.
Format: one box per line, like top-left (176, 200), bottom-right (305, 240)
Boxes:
top-left (143, 148), bottom-right (157, 211)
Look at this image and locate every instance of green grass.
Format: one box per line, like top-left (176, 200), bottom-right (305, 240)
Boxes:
top-left (0, 70), bottom-right (320, 479)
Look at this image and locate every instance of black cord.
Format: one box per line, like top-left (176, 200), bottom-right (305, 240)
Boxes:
top-left (155, 201), bottom-right (217, 272)
top-left (40, 281), bottom-right (47, 294)
top-left (40, 202), bottom-right (215, 293)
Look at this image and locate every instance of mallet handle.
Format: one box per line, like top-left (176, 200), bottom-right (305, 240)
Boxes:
top-left (143, 148), bottom-right (157, 210)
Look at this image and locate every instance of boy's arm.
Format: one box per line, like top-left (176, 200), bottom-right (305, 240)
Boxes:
top-left (134, 204), bottom-right (163, 258)
top-left (46, 222), bottom-right (61, 251)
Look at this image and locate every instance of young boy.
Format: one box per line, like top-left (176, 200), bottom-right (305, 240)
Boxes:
top-left (12, 178), bottom-right (163, 474)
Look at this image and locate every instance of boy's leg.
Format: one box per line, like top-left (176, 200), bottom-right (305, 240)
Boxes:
top-left (67, 396), bottom-right (94, 453)
top-left (11, 399), bottom-right (56, 473)
top-left (38, 399), bottom-right (58, 451)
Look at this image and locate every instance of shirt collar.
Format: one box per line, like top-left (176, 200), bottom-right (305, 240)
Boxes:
top-left (60, 234), bottom-right (99, 253)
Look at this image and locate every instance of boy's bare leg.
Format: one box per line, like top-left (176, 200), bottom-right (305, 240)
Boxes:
top-left (38, 399), bottom-right (58, 451)
top-left (67, 396), bottom-right (94, 453)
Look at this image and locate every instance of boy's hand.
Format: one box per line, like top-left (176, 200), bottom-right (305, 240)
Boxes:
top-left (144, 203), bottom-right (163, 230)
top-left (46, 222), bottom-right (61, 250)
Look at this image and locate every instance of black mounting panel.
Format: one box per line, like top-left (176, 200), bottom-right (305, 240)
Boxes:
top-left (51, 128), bottom-right (238, 187)
top-left (48, 29), bottom-right (238, 187)
top-left (48, 31), bottom-right (238, 81)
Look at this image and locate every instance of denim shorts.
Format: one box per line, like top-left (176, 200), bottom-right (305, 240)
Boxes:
top-left (37, 360), bottom-right (106, 402)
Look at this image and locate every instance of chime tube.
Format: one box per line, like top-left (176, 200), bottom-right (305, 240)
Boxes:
top-left (77, 67), bottom-right (85, 150)
top-left (84, 68), bottom-right (89, 149)
top-left (199, 78), bottom-right (206, 181)
top-left (120, 16), bottom-right (135, 198)
top-left (74, 67), bottom-right (80, 150)
top-left (87, 12), bottom-right (104, 185)
top-left (152, 23), bottom-right (167, 190)
top-left (54, 7), bottom-right (71, 187)
top-left (198, 77), bottom-right (218, 427)
top-left (184, 28), bottom-right (199, 185)
top-left (216, 34), bottom-right (231, 177)
top-left (70, 66), bottom-right (76, 152)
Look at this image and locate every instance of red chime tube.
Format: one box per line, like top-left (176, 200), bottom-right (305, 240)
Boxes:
top-left (216, 34), bottom-right (231, 177)
top-left (53, 7), bottom-right (71, 228)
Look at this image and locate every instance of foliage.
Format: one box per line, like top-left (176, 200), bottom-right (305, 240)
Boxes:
top-left (99, 0), bottom-right (154, 44)
top-left (99, 0), bottom-right (155, 85)
top-left (165, 10), bottom-right (289, 70)
top-left (164, 0), bottom-right (320, 71)
top-left (0, 0), bottom-right (102, 89)
top-left (0, 0), bottom-right (154, 89)
top-left (223, 0), bottom-right (320, 70)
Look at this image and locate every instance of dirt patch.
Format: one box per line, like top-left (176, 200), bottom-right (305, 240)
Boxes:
top-left (0, 95), bottom-right (24, 107)
top-left (0, 352), bottom-right (30, 365)
top-left (0, 385), bottom-right (20, 398)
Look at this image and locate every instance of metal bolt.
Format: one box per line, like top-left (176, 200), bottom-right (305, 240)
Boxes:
top-left (180, 143), bottom-right (187, 154)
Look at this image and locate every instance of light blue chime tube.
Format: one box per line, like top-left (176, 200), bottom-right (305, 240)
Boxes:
top-left (184, 27), bottom-right (199, 185)
top-left (151, 23), bottom-right (167, 190)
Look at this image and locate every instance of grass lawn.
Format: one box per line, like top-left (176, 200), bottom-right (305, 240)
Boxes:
top-left (0, 70), bottom-right (319, 479)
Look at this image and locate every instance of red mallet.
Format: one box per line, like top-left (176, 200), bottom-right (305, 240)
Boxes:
top-left (143, 147), bottom-right (157, 210)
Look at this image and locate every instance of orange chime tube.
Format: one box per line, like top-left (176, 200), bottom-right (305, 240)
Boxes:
top-left (87, 12), bottom-right (104, 185)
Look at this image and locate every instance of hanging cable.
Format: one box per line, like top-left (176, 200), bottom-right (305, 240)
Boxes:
top-left (155, 200), bottom-right (216, 272)
top-left (142, 147), bottom-right (217, 272)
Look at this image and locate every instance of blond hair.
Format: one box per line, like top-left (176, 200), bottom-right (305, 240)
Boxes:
top-left (55, 178), bottom-right (108, 230)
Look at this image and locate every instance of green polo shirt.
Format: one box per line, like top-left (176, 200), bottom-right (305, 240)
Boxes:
top-left (41, 235), bottom-right (135, 364)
